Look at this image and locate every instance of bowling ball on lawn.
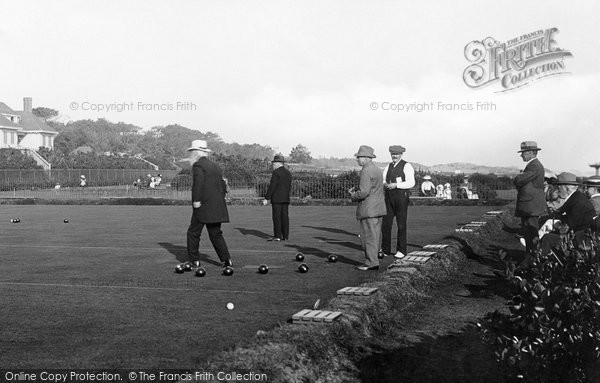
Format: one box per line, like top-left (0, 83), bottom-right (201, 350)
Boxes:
top-left (295, 252), bottom-right (305, 262)
top-left (298, 263), bottom-right (309, 273)
top-left (222, 266), bottom-right (234, 276)
top-left (258, 264), bottom-right (269, 274)
top-left (195, 267), bottom-right (206, 277)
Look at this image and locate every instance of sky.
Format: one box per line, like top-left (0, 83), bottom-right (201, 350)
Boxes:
top-left (1, 0), bottom-right (598, 174)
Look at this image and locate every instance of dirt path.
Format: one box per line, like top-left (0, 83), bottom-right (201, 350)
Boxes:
top-left (358, 229), bottom-right (523, 383)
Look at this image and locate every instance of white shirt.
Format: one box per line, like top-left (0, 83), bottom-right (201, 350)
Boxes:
top-left (382, 161), bottom-right (415, 189)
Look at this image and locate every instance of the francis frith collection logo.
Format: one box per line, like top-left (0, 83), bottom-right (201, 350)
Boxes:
top-left (463, 28), bottom-right (573, 92)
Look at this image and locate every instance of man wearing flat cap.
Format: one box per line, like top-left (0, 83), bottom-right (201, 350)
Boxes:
top-left (513, 141), bottom-right (546, 268)
top-left (185, 139), bottom-right (233, 271)
top-left (541, 172), bottom-right (596, 253)
top-left (263, 154), bottom-right (292, 241)
top-left (381, 145), bottom-right (415, 259)
top-left (349, 145), bottom-right (387, 270)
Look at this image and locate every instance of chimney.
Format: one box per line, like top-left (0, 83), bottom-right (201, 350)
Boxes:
top-left (23, 97), bottom-right (32, 112)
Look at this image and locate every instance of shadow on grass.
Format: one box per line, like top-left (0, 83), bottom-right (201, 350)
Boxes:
top-left (234, 227), bottom-right (272, 239)
top-left (358, 324), bottom-right (504, 383)
top-left (302, 225), bottom-right (358, 237)
top-left (283, 244), bottom-right (362, 266)
top-left (313, 236), bottom-right (363, 251)
top-left (157, 242), bottom-right (221, 266)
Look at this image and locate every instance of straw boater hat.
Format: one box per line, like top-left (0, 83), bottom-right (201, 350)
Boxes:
top-left (389, 145), bottom-right (405, 154)
top-left (554, 172), bottom-right (580, 186)
top-left (584, 175), bottom-right (600, 187)
top-left (518, 141), bottom-right (541, 153)
top-left (423, 175), bottom-right (432, 180)
top-left (187, 139), bottom-right (212, 152)
top-left (272, 154), bottom-right (286, 163)
top-left (354, 145), bottom-right (376, 158)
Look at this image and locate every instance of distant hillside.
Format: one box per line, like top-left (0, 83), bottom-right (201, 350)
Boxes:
top-left (311, 158), bottom-right (520, 176)
top-left (428, 162), bottom-right (521, 176)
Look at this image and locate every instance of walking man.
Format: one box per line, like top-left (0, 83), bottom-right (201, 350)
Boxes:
top-left (381, 145), bottom-right (415, 259)
top-left (349, 145), bottom-right (387, 270)
top-left (263, 154), bottom-right (292, 241)
top-left (186, 140), bottom-right (233, 270)
top-left (514, 141), bottom-right (546, 268)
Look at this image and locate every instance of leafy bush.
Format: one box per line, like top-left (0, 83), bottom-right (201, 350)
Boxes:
top-left (480, 231), bottom-right (600, 382)
top-left (0, 149), bottom-right (43, 169)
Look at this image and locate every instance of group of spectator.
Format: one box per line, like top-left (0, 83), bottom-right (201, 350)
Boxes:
top-left (133, 173), bottom-right (162, 189)
top-left (513, 141), bottom-right (599, 269)
top-left (421, 176), bottom-right (478, 200)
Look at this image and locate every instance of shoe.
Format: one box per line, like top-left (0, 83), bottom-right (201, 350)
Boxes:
top-left (191, 260), bottom-right (201, 268)
top-left (355, 264), bottom-right (379, 271)
top-left (267, 237), bottom-right (282, 242)
top-left (393, 251), bottom-right (406, 259)
top-left (222, 259), bottom-right (233, 268)
top-left (519, 237), bottom-right (526, 247)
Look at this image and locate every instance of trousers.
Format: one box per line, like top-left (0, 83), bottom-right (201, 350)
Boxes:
top-left (187, 212), bottom-right (231, 263)
top-left (359, 217), bottom-right (383, 267)
top-left (271, 203), bottom-right (290, 240)
top-left (382, 189), bottom-right (409, 255)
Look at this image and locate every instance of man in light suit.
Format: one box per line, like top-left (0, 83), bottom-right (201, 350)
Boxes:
top-left (186, 140), bottom-right (233, 271)
top-left (263, 154), bottom-right (292, 241)
top-left (513, 141), bottom-right (546, 268)
top-left (349, 145), bottom-right (387, 271)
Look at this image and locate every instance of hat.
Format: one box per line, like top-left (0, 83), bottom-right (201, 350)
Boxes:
top-left (518, 141), bottom-right (541, 153)
top-left (389, 145), bottom-right (406, 154)
top-left (187, 139), bottom-right (212, 152)
top-left (354, 145), bottom-right (376, 158)
top-left (80, 175), bottom-right (85, 178)
top-left (271, 154), bottom-right (286, 163)
top-left (555, 172), bottom-right (579, 185)
top-left (444, 183), bottom-right (451, 187)
top-left (584, 175), bottom-right (600, 187)
top-left (423, 175), bottom-right (432, 180)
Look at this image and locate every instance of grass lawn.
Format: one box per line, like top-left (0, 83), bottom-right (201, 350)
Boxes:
top-left (0, 205), bottom-right (496, 368)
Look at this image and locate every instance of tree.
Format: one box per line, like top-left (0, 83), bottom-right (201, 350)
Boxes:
top-left (289, 144), bottom-right (312, 164)
top-left (32, 107), bottom-right (58, 122)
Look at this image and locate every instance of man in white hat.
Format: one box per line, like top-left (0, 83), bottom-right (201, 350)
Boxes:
top-left (349, 145), bottom-right (387, 270)
top-left (420, 175), bottom-right (436, 197)
top-left (185, 139), bottom-right (233, 271)
top-left (513, 141), bottom-right (546, 268)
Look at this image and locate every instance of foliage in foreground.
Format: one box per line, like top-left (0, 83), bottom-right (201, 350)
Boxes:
top-left (481, 232), bottom-right (600, 383)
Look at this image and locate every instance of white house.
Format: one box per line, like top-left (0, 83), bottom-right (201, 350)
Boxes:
top-left (0, 97), bottom-right (58, 169)
top-left (0, 97), bottom-right (58, 150)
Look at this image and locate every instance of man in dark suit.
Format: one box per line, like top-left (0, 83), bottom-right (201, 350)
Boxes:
top-left (513, 141), bottom-right (546, 268)
top-left (186, 140), bottom-right (233, 270)
top-left (263, 154), bottom-right (292, 241)
top-left (541, 172), bottom-right (596, 253)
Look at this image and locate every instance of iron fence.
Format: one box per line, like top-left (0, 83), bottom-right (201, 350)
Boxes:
top-left (0, 169), bottom-right (517, 200)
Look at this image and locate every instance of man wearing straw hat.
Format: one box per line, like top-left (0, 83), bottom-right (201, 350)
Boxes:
top-left (349, 145), bottom-right (387, 270)
top-left (540, 172), bottom-right (596, 253)
top-left (263, 154), bottom-right (292, 241)
top-left (185, 139), bottom-right (233, 271)
top-left (513, 141), bottom-right (546, 268)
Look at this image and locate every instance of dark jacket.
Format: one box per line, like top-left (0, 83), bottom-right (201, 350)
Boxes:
top-left (265, 166), bottom-right (292, 203)
top-left (550, 190), bottom-right (596, 232)
top-left (350, 161), bottom-right (387, 220)
top-left (191, 157), bottom-right (229, 223)
top-left (514, 158), bottom-right (546, 217)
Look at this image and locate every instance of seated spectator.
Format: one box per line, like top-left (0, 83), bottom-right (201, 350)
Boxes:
top-left (540, 172), bottom-right (596, 253)
top-left (155, 174), bottom-right (162, 187)
top-left (435, 184), bottom-right (444, 198)
top-left (79, 175), bottom-right (86, 187)
top-left (420, 175), bottom-right (436, 197)
top-left (584, 175), bottom-right (600, 232)
top-left (443, 183), bottom-right (452, 199)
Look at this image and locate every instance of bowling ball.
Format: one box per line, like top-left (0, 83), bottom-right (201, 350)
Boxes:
top-left (64, 219), bottom-right (69, 223)
top-left (183, 262), bottom-right (193, 272)
top-left (222, 266), bottom-right (234, 276)
top-left (328, 254), bottom-right (338, 263)
top-left (295, 252), bottom-right (305, 262)
top-left (175, 264), bottom-right (185, 274)
top-left (195, 267), bottom-right (206, 277)
top-left (258, 264), bottom-right (269, 274)
top-left (298, 263), bottom-right (309, 273)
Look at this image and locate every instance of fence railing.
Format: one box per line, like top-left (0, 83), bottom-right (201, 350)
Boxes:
top-left (0, 169), bottom-right (518, 200)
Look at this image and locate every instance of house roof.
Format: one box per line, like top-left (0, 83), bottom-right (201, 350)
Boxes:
top-left (0, 114), bottom-right (20, 129)
top-left (0, 102), bottom-right (17, 115)
top-left (16, 111), bottom-right (58, 134)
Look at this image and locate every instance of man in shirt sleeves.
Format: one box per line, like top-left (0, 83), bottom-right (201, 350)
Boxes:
top-left (381, 145), bottom-right (415, 259)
